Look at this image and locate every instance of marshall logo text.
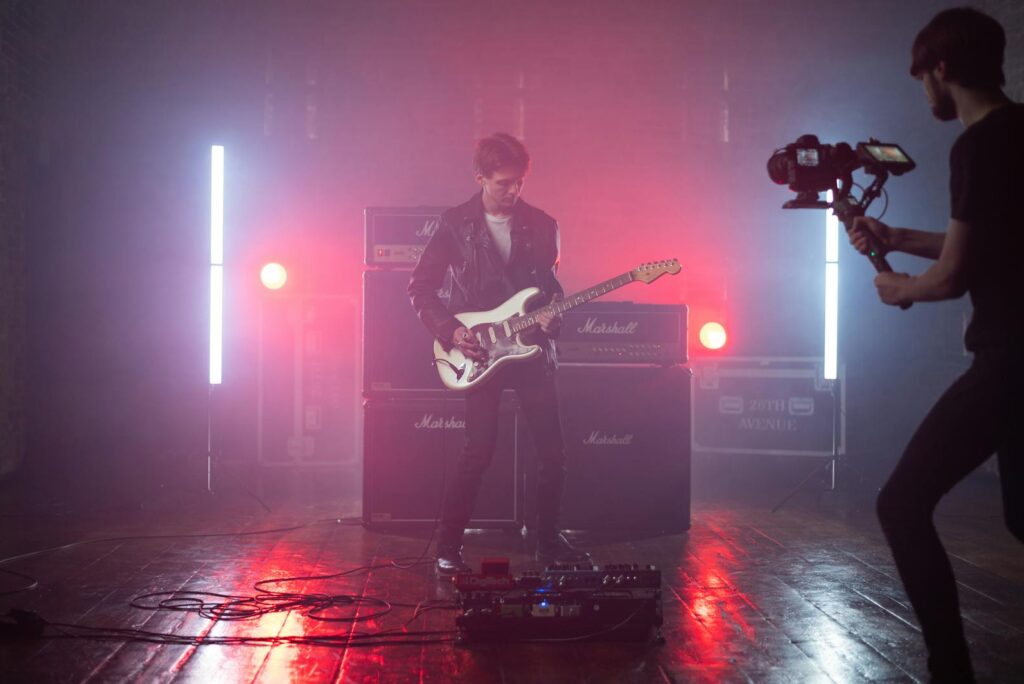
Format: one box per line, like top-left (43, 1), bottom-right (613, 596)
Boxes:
top-left (576, 318), bottom-right (639, 335)
top-left (414, 414), bottom-right (465, 430)
top-left (583, 431), bottom-right (635, 446)
top-left (415, 219), bottom-right (441, 239)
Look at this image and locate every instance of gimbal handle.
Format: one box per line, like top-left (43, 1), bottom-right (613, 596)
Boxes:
top-left (832, 174), bottom-right (912, 310)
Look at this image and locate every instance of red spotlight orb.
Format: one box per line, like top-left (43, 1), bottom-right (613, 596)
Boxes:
top-left (699, 322), bottom-right (727, 350)
top-left (260, 262), bottom-right (288, 290)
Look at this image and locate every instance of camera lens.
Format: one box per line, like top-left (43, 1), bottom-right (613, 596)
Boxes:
top-left (766, 150), bottom-right (791, 185)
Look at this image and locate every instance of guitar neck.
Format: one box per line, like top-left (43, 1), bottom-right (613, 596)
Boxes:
top-left (508, 272), bottom-right (634, 334)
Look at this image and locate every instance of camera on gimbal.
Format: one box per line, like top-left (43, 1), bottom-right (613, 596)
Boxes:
top-left (767, 134), bottom-right (916, 209)
top-left (767, 134), bottom-right (916, 304)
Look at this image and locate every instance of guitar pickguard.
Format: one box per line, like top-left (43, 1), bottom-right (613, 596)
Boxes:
top-left (463, 330), bottom-right (537, 384)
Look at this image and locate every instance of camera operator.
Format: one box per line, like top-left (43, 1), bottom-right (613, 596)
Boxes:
top-left (847, 8), bottom-right (1023, 682)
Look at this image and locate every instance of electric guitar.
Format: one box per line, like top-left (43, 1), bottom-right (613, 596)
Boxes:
top-left (433, 259), bottom-right (682, 391)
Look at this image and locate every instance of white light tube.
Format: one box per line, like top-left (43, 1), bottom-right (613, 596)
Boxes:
top-left (210, 145), bottom-right (224, 385)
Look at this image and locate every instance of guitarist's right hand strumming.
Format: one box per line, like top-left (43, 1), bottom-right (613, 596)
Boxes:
top-left (452, 326), bottom-right (487, 362)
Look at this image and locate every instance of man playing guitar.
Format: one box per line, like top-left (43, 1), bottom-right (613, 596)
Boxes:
top-left (408, 133), bottom-right (589, 575)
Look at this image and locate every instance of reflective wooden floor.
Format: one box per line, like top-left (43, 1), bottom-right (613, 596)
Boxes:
top-left (1, 470), bottom-right (1021, 683)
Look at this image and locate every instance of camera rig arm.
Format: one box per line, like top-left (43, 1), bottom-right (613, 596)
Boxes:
top-left (832, 171), bottom-right (893, 272)
top-left (831, 170), bottom-right (912, 310)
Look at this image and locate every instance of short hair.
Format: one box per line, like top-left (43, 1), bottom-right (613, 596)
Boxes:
top-left (910, 7), bottom-right (1005, 89)
top-left (473, 133), bottom-right (531, 178)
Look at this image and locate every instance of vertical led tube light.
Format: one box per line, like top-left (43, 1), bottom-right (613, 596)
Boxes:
top-left (824, 191), bottom-right (839, 380)
top-left (210, 145), bottom-right (224, 385)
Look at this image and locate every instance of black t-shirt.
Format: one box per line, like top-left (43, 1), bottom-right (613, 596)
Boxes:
top-left (949, 102), bottom-right (1024, 351)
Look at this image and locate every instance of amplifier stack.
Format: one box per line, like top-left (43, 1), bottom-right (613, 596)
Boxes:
top-left (362, 206), bottom-right (692, 534)
top-left (363, 207), bottom-right (514, 529)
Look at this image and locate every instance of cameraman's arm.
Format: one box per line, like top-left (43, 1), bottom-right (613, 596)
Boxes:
top-left (877, 219), bottom-right (969, 305)
top-left (889, 227), bottom-right (945, 260)
top-left (849, 217), bottom-right (944, 260)
top-left (903, 219), bottom-right (969, 300)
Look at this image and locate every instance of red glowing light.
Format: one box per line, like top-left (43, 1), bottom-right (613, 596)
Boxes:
top-left (261, 263), bottom-right (288, 290)
top-left (699, 322), bottom-right (727, 350)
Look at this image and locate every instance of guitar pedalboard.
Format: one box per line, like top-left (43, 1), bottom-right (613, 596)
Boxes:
top-left (452, 558), bottom-right (664, 645)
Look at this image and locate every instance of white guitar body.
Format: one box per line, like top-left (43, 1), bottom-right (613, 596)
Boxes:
top-left (433, 287), bottom-right (544, 391)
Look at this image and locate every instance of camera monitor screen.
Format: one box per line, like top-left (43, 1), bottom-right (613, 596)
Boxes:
top-left (865, 144), bottom-right (910, 164)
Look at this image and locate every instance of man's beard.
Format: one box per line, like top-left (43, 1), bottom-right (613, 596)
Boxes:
top-left (931, 91), bottom-right (958, 122)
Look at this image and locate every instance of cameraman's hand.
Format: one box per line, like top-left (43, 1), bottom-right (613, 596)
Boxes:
top-left (874, 272), bottom-right (912, 307)
top-left (847, 216), bottom-right (894, 256)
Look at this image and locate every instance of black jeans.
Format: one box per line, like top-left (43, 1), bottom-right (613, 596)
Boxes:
top-left (876, 351), bottom-right (1024, 680)
top-left (439, 358), bottom-right (566, 546)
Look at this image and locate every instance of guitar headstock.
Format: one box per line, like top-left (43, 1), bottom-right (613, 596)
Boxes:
top-left (631, 258), bottom-right (681, 284)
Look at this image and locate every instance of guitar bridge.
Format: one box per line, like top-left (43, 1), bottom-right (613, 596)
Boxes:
top-left (467, 360), bottom-right (489, 382)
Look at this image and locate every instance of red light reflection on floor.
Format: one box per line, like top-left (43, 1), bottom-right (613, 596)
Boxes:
top-left (667, 536), bottom-right (757, 672)
top-left (169, 536), bottom-right (380, 682)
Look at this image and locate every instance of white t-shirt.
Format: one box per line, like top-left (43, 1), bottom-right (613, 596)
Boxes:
top-left (484, 213), bottom-right (513, 264)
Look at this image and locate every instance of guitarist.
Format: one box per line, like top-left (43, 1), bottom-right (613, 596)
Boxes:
top-left (408, 133), bottom-right (589, 575)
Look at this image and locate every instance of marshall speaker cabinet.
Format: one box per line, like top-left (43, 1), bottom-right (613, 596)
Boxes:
top-left (556, 301), bottom-right (687, 365)
top-left (364, 206), bottom-right (447, 268)
top-left (362, 395), bottom-right (522, 529)
top-left (537, 364), bottom-right (692, 534)
top-left (362, 269), bottom-right (449, 396)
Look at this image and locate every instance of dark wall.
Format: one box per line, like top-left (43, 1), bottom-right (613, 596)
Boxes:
top-left (15, 0), bottom-right (997, 500)
top-left (23, 1), bottom-right (265, 496)
top-left (0, 2), bottom-right (55, 478)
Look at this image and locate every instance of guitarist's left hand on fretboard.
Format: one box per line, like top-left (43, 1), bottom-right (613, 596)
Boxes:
top-left (536, 294), bottom-right (563, 334)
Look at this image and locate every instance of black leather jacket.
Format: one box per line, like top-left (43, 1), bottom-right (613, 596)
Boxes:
top-left (408, 192), bottom-right (564, 363)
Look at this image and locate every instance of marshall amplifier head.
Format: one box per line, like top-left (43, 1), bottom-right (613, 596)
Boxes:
top-left (364, 206), bottom-right (448, 268)
top-left (556, 302), bottom-right (687, 365)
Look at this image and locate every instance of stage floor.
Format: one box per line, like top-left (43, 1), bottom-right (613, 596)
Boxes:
top-left (1, 472), bottom-right (1021, 683)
